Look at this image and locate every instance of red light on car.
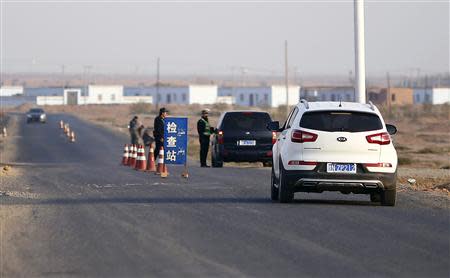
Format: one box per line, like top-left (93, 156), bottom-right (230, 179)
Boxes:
top-left (291, 130), bottom-right (318, 143)
top-left (288, 160), bottom-right (318, 166)
top-left (272, 131), bottom-right (277, 144)
top-left (266, 151), bottom-right (273, 157)
top-left (364, 163), bottom-right (392, 167)
top-left (218, 130), bottom-right (224, 144)
top-left (366, 132), bottom-right (390, 145)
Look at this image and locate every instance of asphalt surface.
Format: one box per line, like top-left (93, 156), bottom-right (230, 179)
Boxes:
top-left (1, 113), bottom-right (449, 277)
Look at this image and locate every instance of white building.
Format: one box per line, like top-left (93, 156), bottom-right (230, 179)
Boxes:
top-left (218, 85), bottom-right (300, 108)
top-left (124, 85), bottom-right (218, 105)
top-left (300, 86), bottom-right (356, 102)
top-left (413, 88), bottom-right (450, 104)
top-left (36, 85), bottom-right (152, 105)
top-left (0, 86), bottom-right (24, 96)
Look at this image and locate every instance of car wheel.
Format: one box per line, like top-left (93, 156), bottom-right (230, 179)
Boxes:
top-left (380, 188), bottom-right (396, 206)
top-left (370, 193), bottom-right (381, 202)
top-left (271, 166), bottom-right (278, 201)
top-left (263, 161), bottom-right (272, 167)
top-left (211, 149), bottom-right (223, 168)
top-left (278, 159), bottom-right (294, 203)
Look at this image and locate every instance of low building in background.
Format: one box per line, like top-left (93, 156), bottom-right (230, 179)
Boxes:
top-left (300, 86), bottom-right (355, 102)
top-left (124, 85), bottom-right (218, 105)
top-left (368, 88), bottom-right (414, 106)
top-left (413, 88), bottom-right (450, 104)
top-left (218, 85), bottom-right (300, 108)
top-left (0, 86), bottom-right (24, 96)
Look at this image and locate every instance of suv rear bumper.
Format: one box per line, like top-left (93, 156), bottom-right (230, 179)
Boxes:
top-left (222, 149), bottom-right (272, 163)
top-left (283, 164), bottom-right (397, 194)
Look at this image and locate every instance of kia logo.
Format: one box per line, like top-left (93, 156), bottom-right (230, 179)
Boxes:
top-left (337, 137), bottom-right (347, 142)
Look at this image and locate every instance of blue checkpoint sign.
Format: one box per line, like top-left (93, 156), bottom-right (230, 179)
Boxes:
top-left (163, 117), bottom-right (188, 165)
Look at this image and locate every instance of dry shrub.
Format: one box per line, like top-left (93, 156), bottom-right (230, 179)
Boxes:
top-left (129, 102), bottom-right (153, 115)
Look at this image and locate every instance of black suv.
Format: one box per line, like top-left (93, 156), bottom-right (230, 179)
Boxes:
top-left (211, 111), bottom-right (276, 167)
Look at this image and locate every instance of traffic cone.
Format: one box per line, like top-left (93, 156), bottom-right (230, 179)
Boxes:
top-left (135, 145), bottom-right (147, 171)
top-left (70, 131), bottom-right (76, 143)
top-left (155, 147), bottom-right (164, 175)
top-left (129, 144), bottom-right (137, 168)
top-left (122, 144), bottom-right (129, 165)
top-left (66, 127), bottom-right (71, 137)
top-left (161, 163), bottom-right (169, 178)
top-left (127, 144), bottom-right (134, 166)
top-left (146, 146), bottom-right (156, 172)
top-left (60, 120), bottom-right (64, 129)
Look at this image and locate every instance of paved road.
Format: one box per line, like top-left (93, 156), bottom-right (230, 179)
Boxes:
top-left (1, 113), bottom-right (449, 277)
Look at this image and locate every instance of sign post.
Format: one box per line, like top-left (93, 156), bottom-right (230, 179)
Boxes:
top-left (164, 117), bottom-right (189, 178)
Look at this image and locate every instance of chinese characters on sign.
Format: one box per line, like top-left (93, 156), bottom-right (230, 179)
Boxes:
top-left (164, 117), bottom-right (188, 165)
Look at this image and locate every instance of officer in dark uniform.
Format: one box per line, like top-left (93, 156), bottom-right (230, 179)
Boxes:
top-left (129, 116), bottom-right (140, 145)
top-left (197, 109), bottom-right (214, 167)
top-left (153, 107), bottom-right (168, 160)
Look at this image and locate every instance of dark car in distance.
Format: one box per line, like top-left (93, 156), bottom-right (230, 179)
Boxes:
top-left (26, 108), bottom-right (47, 123)
top-left (211, 111), bottom-right (276, 167)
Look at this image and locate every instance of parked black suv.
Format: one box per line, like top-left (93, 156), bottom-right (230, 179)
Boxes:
top-left (211, 111), bottom-right (276, 167)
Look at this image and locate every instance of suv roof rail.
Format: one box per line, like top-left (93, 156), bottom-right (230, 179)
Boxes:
top-left (300, 99), bottom-right (309, 109)
top-left (368, 101), bottom-right (375, 111)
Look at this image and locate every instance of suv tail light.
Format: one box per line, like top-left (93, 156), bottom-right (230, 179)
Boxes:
top-left (272, 131), bottom-right (277, 144)
top-left (291, 130), bottom-right (318, 143)
top-left (218, 130), bottom-right (224, 144)
top-left (366, 132), bottom-right (391, 145)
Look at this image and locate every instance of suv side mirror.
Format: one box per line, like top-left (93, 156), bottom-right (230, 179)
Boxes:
top-left (386, 124), bottom-right (397, 135)
top-left (267, 121), bottom-right (281, 132)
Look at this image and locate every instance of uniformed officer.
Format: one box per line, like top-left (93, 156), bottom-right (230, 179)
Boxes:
top-left (153, 107), bottom-right (168, 160)
top-left (197, 109), bottom-right (214, 167)
top-left (129, 116), bottom-right (140, 145)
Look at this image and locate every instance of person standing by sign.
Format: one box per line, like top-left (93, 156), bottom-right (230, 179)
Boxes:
top-left (129, 116), bottom-right (140, 145)
top-left (197, 109), bottom-right (214, 167)
top-left (153, 107), bottom-right (168, 160)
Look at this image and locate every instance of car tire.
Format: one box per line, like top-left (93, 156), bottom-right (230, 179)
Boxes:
top-left (278, 159), bottom-right (294, 203)
top-left (271, 166), bottom-right (278, 201)
top-left (380, 188), bottom-right (396, 206)
top-left (211, 149), bottom-right (223, 168)
top-left (370, 193), bottom-right (381, 202)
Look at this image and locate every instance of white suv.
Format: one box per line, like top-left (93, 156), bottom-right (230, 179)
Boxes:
top-left (268, 100), bottom-right (398, 206)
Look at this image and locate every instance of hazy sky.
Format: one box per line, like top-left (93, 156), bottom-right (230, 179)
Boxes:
top-left (1, 0), bottom-right (449, 77)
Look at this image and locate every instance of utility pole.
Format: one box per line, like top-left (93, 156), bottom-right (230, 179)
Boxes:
top-left (386, 72), bottom-right (392, 115)
top-left (354, 0), bottom-right (366, 103)
top-left (284, 40), bottom-right (290, 117)
top-left (155, 57), bottom-right (160, 110)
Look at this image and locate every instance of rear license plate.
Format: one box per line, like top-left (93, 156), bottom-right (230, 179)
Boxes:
top-left (327, 163), bottom-right (357, 173)
top-left (238, 140), bottom-right (256, 146)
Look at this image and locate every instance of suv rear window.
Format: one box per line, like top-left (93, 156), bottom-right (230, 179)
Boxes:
top-left (300, 111), bottom-right (383, 132)
top-left (221, 112), bottom-right (271, 131)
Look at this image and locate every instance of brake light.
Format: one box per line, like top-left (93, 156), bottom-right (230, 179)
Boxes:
top-left (288, 160), bottom-right (318, 166)
top-left (366, 132), bottom-right (391, 145)
top-left (291, 130), bottom-right (318, 143)
top-left (272, 131), bottom-right (277, 144)
top-left (364, 163), bottom-right (392, 168)
top-left (218, 130), bottom-right (224, 144)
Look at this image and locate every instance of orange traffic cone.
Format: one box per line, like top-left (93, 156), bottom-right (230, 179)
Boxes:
top-left (122, 144), bottom-right (129, 165)
top-left (135, 145), bottom-right (147, 171)
top-left (146, 146), bottom-right (156, 172)
top-left (66, 127), bottom-right (71, 137)
top-left (70, 131), bottom-right (76, 143)
top-left (131, 145), bottom-right (138, 168)
top-left (161, 163), bottom-right (169, 178)
top-left (127, 144), bottom-right (135, 167)
top-left (155, 147), bottom-right (164, 175)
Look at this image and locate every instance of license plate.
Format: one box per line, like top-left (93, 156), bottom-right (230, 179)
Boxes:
top-left (238, 140), bottom-right (256, 146)
top-left (327, 163), bottom-right (356, 173)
